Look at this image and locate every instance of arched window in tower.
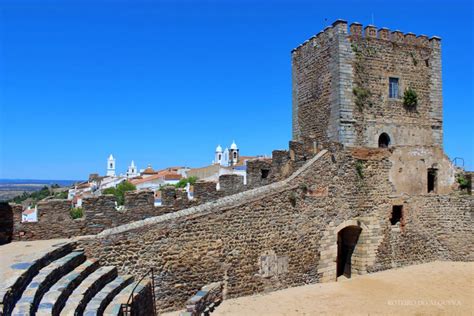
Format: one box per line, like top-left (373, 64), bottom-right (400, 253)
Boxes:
top-left (110, 163), bottom-right (113, 168)
top-left (218, 154), bottom-right (222, 160)
top-left (378, 133), bottom-right (391, 148)
top-left (233, 152), bottom-right (237, 159)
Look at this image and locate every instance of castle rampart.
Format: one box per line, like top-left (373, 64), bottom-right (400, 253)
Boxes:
top-left (77, 145), bottom-right (473, 312)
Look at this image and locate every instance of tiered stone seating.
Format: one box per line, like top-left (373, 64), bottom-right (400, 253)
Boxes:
top-left (12, 251), bottom-right (85, 315)
top-left (36, 259), bottom-right (99, 315)
top-left (0, 242), bottom-right (154, 316)
top-left (60, 266), bottom-right (117, 315)
top-left (0, 241), bottom-right (75, 315)
top-left (83, 275), bottom-right (134, 316)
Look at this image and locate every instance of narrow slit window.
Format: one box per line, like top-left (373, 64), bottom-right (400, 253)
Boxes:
top-left (427, 168), bottom-right (437, 193)
top-left (389, 77), bottom-right (399, 99)
top-left (390, 205), bottom-right (403, 225)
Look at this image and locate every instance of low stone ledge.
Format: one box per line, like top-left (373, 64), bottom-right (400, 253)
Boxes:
top-left (180, 282), bottom-right (223, 316)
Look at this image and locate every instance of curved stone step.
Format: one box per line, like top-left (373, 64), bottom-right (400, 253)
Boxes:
top-left (83, 275), bottom-right (134, 316)
top-left (103, 281), bottom-right (149, 316)
top-left (37, 259), bottom-right (100, 316)
top-left (60, 266), bottom-right (117, 316)
top-left (0, 241), bottom-right (76, 315)
top-left (12, 251), bottom-right (85, 315)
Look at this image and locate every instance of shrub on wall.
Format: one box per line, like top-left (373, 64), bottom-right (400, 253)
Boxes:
top-left (353, 86), bottom-right (372, 110)
top-left (175, 176), bottom-right (198, 189)
top-left (403, 87), bottom-right (418, 110)
top-left (70, 207), bottom-right (83, 219)
top-left (456, 174), bottom-right (472, 192)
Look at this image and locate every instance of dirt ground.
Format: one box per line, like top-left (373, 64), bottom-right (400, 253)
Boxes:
top-left (165, 261), bottom-right (473, 316)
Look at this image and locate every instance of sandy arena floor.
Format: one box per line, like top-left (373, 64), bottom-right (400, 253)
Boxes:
top-left (165, 261), bottom-right (473, 316)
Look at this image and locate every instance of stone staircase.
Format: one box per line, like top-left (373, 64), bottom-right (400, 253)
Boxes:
top-left (0, 241), bottom-right (153, 316)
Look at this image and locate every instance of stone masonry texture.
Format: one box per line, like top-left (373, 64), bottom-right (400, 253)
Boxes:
top-left (292, 20), bottom-right (443, 148)
top-left (78, 147), bottom-right (473, 312)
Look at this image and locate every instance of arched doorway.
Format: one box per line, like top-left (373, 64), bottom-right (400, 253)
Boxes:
top-left (317, 219), bottom-right (383, 282)
top-left (337, 226), bottom-right (362, 278)
top-left (378, 133), bottom-right (391, 148)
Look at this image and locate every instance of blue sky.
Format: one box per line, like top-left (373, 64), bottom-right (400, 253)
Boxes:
top-left (0, 0), bottom-right (472, 180)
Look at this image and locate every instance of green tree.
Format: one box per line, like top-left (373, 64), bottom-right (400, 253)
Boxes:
top-left (10, 185), bottom-right (52, 204)
top-left (102, 181), bottom-right (136, 205)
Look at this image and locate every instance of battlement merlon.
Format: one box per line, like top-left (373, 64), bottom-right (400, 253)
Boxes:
top-left (291, 20), bottom-right (441, 53)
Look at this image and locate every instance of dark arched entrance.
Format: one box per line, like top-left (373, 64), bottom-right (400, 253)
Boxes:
top-left (337, 226), bottom-right (362, 278)
top-left (378, 133), bottom-right (391, 148)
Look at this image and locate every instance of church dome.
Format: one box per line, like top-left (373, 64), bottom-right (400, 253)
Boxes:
top-left (216, 145), bottom-right (223, 152)
top-left (142, 165), bottom-right (156, 175)
top-left (230, 141), bottom-right (238, 150)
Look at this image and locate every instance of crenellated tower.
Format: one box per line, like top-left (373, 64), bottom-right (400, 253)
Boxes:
top-left (292, 20), bottom-right (443, 148)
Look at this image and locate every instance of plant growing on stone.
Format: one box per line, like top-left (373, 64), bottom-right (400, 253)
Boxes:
top-left (299, 183), bottom-right (309, 195)
top-left (70, 207), bottom-right (83, 219)
top-left (175, 176), bottom-right (198, 189)
top-left (353, 86), bottom-right (372, 110)
top-left (351, 43), bottom-right (361, 56)
top-left (355, 160), bottom-right (364, 179)
top-left (456, 174), bottom-right (471, 191)
top-left (403, 87), bottom-right (418, 110)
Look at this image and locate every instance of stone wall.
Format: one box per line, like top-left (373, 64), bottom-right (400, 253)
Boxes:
top-left (292, 20), bottom-right (443, 148)
top-left (14, 199), bottom-right (82, 240)
top-left (9, 180), bottom-right (247, 241)
top-left (246, 158), bottom-right (273, 188)
top-left (291, 21), bottom-right (338, 145)
top-left (388, 146), bottom-right (456, 194)
top-left (218, 174), bottom-right (244, 194)
top-left (193, 181), bottom-right (221, 203)
top-left (369, 194), bottom-right (473, 272)
top-left (246, 143), bottom-right (306, 189)
top-left (349, 24), bottom-right (442, 148)
top-left (77, 147), bottom-right (472, 312)
top-left (0, 202), bottom-right (14, 244)
top-left (161, 186), bottom-right (178, 207)
top-left (10, 190), bottom-right (185, 241)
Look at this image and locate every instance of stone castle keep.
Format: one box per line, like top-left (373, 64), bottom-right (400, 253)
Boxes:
top-left (0, 20), bottom-right (472, 315)
top-left (292, 20), bottom-right (442, 149)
